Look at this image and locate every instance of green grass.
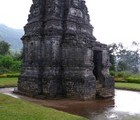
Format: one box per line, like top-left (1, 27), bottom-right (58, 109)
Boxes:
top-left (0, 77), bottom-right (18, 88)
top-left (115, 82), bottom-right (140, 91)
top-left (0, 94), bottom-right (87, 120)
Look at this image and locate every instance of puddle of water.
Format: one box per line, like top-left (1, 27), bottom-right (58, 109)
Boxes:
top-left (114, 90), bottom-right (140, 114)
top-left (0, 88), bottom-right (21, 99)
top-left (0, 88), bottom-right (14, 93)
top-left (90, 90), bottom-right (140, 120)
top-left (0, 88), bottom-right (140, 120)
top-left (3, 93), bottom-right (19, 98)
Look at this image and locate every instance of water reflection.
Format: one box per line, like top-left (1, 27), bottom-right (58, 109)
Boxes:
top-left (90, 90), bottom-right (140, 120)
top-left (114, 90), bottom-right (140, 114)
top-left (0, 88), bottom-right (140, 120)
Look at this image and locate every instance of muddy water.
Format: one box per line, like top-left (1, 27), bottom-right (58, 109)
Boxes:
top-left (0, 88), bottom-right (140, 120)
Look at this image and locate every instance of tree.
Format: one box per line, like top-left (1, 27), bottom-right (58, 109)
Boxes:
top-left (108, 41), bottom-right (140, 73)
top-left (129, 41), bottom-right (140, 73)
top-left (0, 41), bottom-right (10, 55)
top-left (108, 43), bottom-right (118, 71)
top-left (0, 55), bottom-right (13, 69)
top-left (11, 49), bottom-right (23, 61)
top-left (117, 60), bottom-right (128, 71)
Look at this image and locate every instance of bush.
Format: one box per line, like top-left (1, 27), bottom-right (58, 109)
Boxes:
top-left (115, 71), bottom-right (132, 78)
top-left (114, 77), bottom-right (127, 82)
top-left (113, 71), bottom-right (140, 83)
top-left (0, 68), bottom-right (4, 75)
top-left (0, 74), bottom-right (7, 78)
top-left (0, 55), bottom-right (13, 68)
top-left (117, 71), bottom-right (126, 77)
top-left (0, 55), bottom-right (22, 73)
top-left (125, 77), bottom-right (140, 84)
top-left (11, 61), bottom-right (22, 72)
top-left (110, 71), bottom-right (116, 76)
top-left (6, 73), bottom-right (20, 78)
top-left (0, 67), bottom-right (10, 74)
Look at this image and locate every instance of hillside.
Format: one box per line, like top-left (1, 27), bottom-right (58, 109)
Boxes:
top-left (0, 24), bottom-right (24, 51)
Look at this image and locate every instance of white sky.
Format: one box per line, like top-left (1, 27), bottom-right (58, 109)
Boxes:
top-left (0, 0), bottom-right (140, 46)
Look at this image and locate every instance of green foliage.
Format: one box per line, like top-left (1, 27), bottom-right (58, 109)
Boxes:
top-left (0, 74), bottom-right (7, 78)
top-left (117, 71), bottom-right (127, 77)
top-left (114, 71), bottom-right (140, 84)
top-left (110, 71), bottom-right (116, 76)
top-left (0, 41), bottom-right (22, 73)
top-left (6, 73), bottom-right (20, 78)
top-left (114, 77), bottom-right (127, 82)
top-left (10, 61), bottom-right (22, 72)
top-left (11, 50), bottom-right (23, 61)
top-left (125, 77), bottom-right (140, 84)
top-left (0, 55), bottom-right (22, 73)
top-left (112, 71), bottom-right (131, 78)
top-left (0, 94), bottom-right (87, 120)
top-left (0, 55), bottom-right (13, 68)
top-left (0, 66), bottom-right (12, 74)
top-left (0, 40), bottom-right (10, 55)
top-left (0, 73), bottom-right (20, 78)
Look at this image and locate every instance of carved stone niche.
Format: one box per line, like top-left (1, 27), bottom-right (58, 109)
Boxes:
top-left (73, 0), bottom-right (79, 6)
top-left (32, 0), bottom-right (40, 5)
top-left (69, 7), bottom-right (83, 18)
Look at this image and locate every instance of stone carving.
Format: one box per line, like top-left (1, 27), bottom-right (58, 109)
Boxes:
top-left (16, 0), bottom-right (114, 100)
top-left (69, 8), bottom-right (83, 18)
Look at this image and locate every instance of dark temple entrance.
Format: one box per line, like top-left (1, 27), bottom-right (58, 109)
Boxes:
top-left (93, 50), bottom-right (104, 97)
top-left (93, 50), bottom-right (103, 81)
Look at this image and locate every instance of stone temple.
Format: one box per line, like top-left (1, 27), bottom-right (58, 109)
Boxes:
top-left (17, 0), bottom-right (114, 100)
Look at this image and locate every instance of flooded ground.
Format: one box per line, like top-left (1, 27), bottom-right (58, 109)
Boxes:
top-left (0, 88), bottom-right (140, 120)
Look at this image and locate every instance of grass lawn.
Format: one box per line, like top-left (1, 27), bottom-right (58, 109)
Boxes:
top-left (0, 94), bottom-right (87, 120)
top-left (115, 82), bottom-right (140, 91)
top-left (0, 78), bottom-right (18, 88)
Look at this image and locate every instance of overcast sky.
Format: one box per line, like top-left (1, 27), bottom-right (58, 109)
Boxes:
top-left (0, 0), bottom-right (140, 46)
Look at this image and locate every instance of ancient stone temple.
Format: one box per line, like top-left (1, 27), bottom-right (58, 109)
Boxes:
top-left (17, 0), bottom-right (114, 100)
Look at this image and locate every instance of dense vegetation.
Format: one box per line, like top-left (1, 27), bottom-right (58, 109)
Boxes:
top-left (0, 40), bottom-right (22, 74)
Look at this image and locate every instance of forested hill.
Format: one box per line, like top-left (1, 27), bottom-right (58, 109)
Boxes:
top-left (0, 24), bottom-right (24, 51)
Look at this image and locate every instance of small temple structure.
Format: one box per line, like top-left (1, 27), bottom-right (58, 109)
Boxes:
top-left (17, 0), bottom-right (114, 100)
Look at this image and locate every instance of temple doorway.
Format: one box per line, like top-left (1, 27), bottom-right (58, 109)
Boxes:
top-left (93, 50), bottom-right (104, 97)
top-left (93, 50), bottom-right (103, 81)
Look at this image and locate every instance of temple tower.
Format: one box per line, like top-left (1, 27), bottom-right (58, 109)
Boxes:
top-left (61, 0), bottom-right (97, 99)
top-left (17, 0), bottom-right (114, 100)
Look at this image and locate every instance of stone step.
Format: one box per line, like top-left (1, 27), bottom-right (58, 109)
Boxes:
top-left (98, 89), bottom-right (114, 98)
top-left (99, 93), bottom-right (114, 98)
top-left (96, 81), bottom-right (102, 89)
